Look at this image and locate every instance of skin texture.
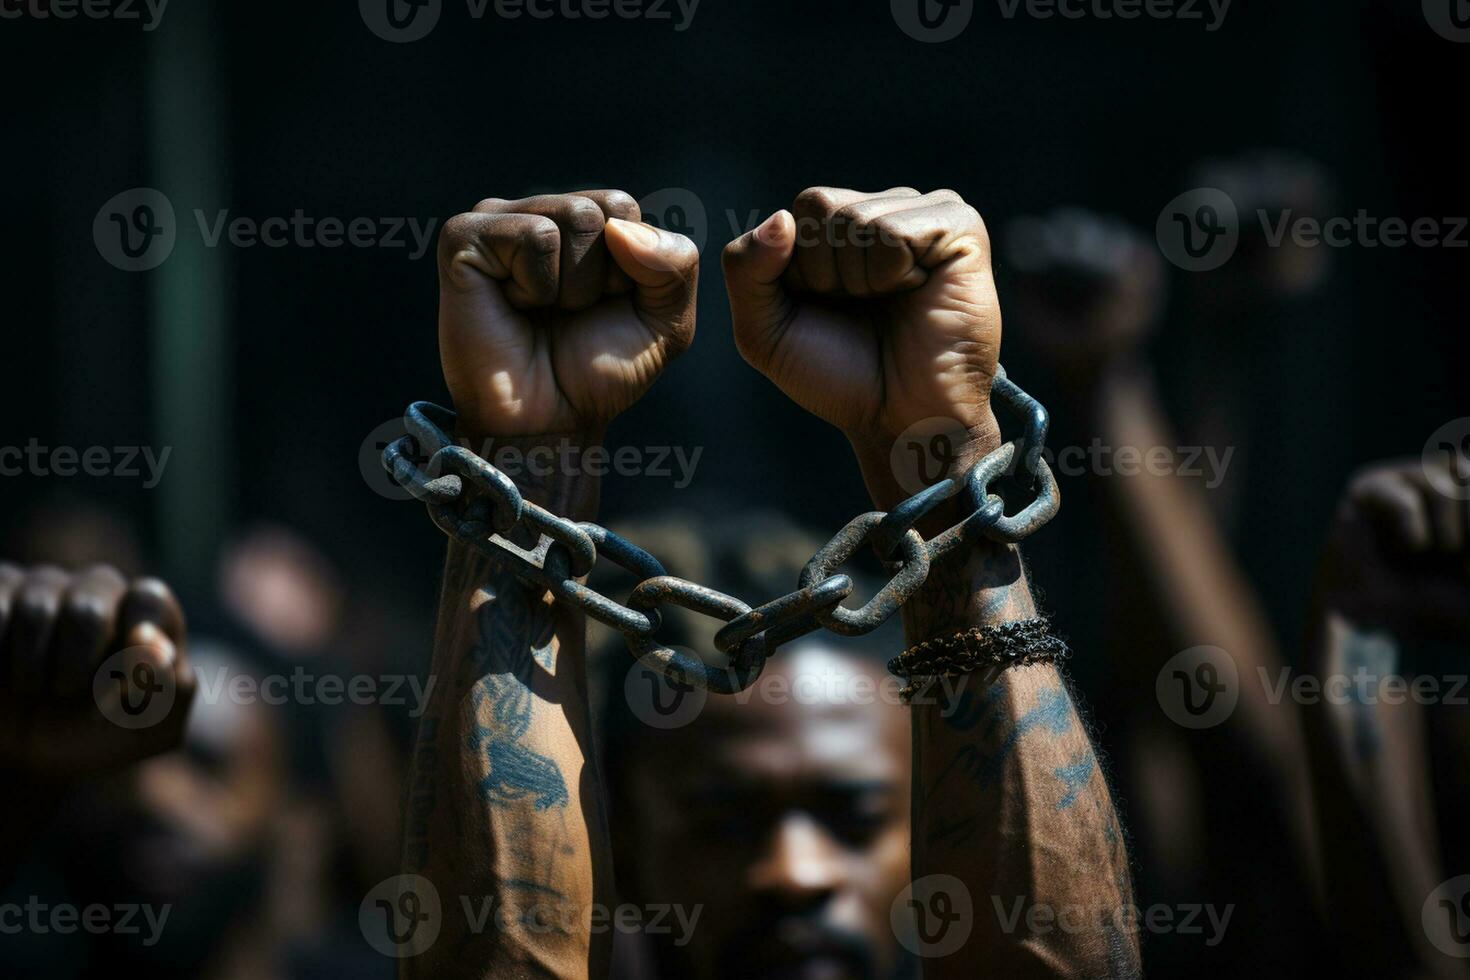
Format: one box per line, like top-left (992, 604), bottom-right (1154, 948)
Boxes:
top-left (403, 191), bottom-right (699, 979)
top-left (611, 645), bottom-right (912, 980)
top-left (725, 189), bottom-right (1138, 978)
top-left (1304, 458), bottom-right (1470, 980)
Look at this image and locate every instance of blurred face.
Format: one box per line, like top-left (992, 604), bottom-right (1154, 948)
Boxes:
top-left (616, 646), bottom-right (911, 980)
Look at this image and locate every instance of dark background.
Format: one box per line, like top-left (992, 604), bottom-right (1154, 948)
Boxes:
top-left (2, 0), bottom-right (1464, 639)
top-left (0, 0), bottom-right (1467, 975)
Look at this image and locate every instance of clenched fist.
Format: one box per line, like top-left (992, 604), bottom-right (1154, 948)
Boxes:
top-left (1317, 457), bottom-right (1470, 642)
top-left (0, 563), bottom-right (193, 776)
top-left (723, 187), bottom-right (1002, 506)
top-left (1004, 208), bottom-right (1163, 371)
top-left (438, 191), bottom-right (700, 440)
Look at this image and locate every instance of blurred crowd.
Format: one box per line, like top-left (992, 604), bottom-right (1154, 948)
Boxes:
top-left (2, 150), bottom-right (1467, 979)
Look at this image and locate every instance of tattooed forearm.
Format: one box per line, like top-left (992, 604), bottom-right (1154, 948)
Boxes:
top-left (400, 511), bottom-right (612, 978)
top-left (905, 542), bottom-right (1139, 979)
top-left (468, 586), bottom-right (569, 811)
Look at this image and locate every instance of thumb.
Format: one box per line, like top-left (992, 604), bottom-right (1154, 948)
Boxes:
top-left (721, 210), bottom-right (796, 371)
top-left (604, 217), bottom-right (699, 353)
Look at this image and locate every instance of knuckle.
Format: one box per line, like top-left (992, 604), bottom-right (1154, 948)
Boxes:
top-left (794, 187), bottom-right (842, 215)
top-left (601, 190), bottom-right (640, 218)
top-left (561, 196), bottom-right (607, 235)
top-left (473, 197), bottom-right (506, 213)
top-left (129, 576), bottom-right (178, 608)
top-left (17, 585), bottom-right (62, 623)
top-left (62, 594), bottom-right (111, 633)
top-left (524, 216), bottom-right (562, 255)
top-left (437, 213), bottom-right (481, 259)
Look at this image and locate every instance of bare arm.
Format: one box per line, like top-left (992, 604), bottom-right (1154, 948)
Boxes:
top-left (1303, 459), bottom-right (1470, 979)
top-left (724, 187), bottom-right (1137, 979)
top-left (902, 538), bottom-right (1139, 978)
top-left (398, 189), bottom-right (698, 978)
top-left (403, 464), bottom-right (613, 978)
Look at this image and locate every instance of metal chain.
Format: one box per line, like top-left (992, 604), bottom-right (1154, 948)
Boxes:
top-left (381, 366), bottom-right (1060, 695)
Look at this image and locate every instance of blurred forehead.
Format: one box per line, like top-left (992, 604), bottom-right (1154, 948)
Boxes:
top-left (637, 644), bottom-right (909, 785)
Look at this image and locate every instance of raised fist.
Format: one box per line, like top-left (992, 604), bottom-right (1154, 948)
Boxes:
top-left (437, 190), bottom-right (700, 439)
top-left (722, 188), bottom-right (1001, 504)
top-left (1004, 208), bottom-right (1164, 370)
top-left (1316, 457), bottom-right (1470, 641)
top-left (0, 563), bottom-right (194, 776)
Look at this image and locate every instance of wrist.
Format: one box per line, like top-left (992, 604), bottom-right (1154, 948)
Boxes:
top-left (848, 415), bottom-right (1002, 520)
top-left (902, 541), bottom-right (1037, 642)
top-left (455, 429), bottom-right (605, 523)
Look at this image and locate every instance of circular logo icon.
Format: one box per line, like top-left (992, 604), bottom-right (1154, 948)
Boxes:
top-left (1156, 646), bottom-right (1239, 729)
top-left (360, 874), bottom-right (443, 958)
top-left (890, 417), bottom-right (971, 498)
top-left (1423, 875), bottom-right (1470, 958)
top-left (363, 417), bottom-right (429, 502)
top-left (638, 187), bottom-right (709, 263)
top-left (892, 874), bottom-right (973, 957)
top-left (360, 0), bottom-right (442, 42)
top-left (93, 647), bottom-right (178, 730)
top-left (1424, 0), bottom-right (1470, 42)
top-left (94, 188), bottom-right (176, 272)
top-left (1156, 188), bottom-right (1239, 272)
top-left (1422, 418), bottom-right (1470, 501)
top-left (624, 652), bottom-right (708, 730)
top-left (892, 0), bottom-right (974, 42)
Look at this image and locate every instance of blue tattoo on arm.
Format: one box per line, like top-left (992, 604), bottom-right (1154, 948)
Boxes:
top-left (468, 579), bottom-right (569, 811)
top-left (1052, 751), bottom-right (1095, 810)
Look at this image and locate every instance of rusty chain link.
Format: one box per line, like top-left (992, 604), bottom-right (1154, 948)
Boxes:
top-left (382, 366), bottom-right (1059, 694)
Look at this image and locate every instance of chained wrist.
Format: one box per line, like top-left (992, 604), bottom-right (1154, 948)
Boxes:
top-left (383, 364), bottom-right (1061, 698)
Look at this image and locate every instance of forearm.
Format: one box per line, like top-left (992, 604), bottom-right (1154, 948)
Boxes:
top-left (1304, 610), bottom-right (1450, 978)
top-left (1085, 364), bottom-right (1321, 887)
top-left (902, 533), bottom-right (1138, 977)
top-left (402, 462), bottom-right (612, 979)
